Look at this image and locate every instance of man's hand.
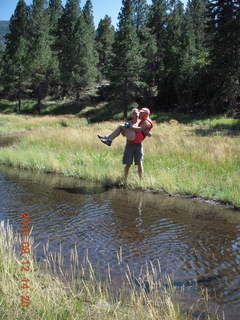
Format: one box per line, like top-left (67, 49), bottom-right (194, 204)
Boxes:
top-left (131, 120), bottom-right (151, 133)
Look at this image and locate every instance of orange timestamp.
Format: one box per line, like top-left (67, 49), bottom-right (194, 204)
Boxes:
top-left (19, 212), bottom-right (31, 308)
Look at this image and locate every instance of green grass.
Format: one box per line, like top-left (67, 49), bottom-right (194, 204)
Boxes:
top-left (0, 220), bottom-right (212, 320)
top-left (0, 113), bottom-right (88, 135)
top-left (0, 113), bottom-right (239, 207)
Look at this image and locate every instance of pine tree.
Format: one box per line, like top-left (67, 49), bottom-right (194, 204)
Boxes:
top-left (57, 0), bottom-right (81, 94)
top-left (111, 0), bottom-right (144, 118)
top-left (132, 0), bottom-right (149, 33)
top-left (3, 0), bottom-right (30, 112)
top-left (0, 42), bottom-right (5, 92)
top-left (82, 0), bottom-right (95, 33)
top-left (186, 0), bottom-right (207, 52)
top-left (48, 0), bottom-right (63, 96)
top-left (147, 0), bottom-right (168, 98)
top-left (182, 0), bottom-right (208, 105)
top-left (131, 0), bottom-right (157, 106)
top-left (207, 0), bottom-right (240, 112)
top-left (72, 10), bottom-right (98, 92)
top-left (96, 15), bottom-right (115, 80)
top-left (49, 0), bottom-right (62, 31)
top-left (163, 0), bottom-right (185, 105)
top-left (0, 42), bottom-right (4, 77)
top-left (80, 0), bottom-right (98, 88)
top-left (28, 0), bottom-right (54, 112)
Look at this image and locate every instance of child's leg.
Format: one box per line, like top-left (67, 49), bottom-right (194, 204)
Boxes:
top-left (108, 126), bottom-right (122, 140)
top-left (108, 126), bottom-right (135, 141)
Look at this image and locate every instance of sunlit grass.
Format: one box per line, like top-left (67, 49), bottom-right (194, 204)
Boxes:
top-left (0, 113), bottom-right (88, 135)
top-left (0, 220), bottom-right (215, 320)
top-left (0, 113), bottom-right (239, 206)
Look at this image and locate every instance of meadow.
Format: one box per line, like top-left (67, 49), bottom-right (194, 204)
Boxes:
top-left (0, 111), bottom-right (239, 207)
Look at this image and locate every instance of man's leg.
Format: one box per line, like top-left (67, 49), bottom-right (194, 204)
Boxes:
top-left (123, 141), bottom-right (133, 181)
top-left (138, 163), bottom-right (144, 179)
top-left (135, 143), bottom-right (144, 179)
top-left (124, 164), bottom-right (131, 182)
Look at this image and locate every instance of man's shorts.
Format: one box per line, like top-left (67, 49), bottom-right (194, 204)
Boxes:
top-left (122, 141), bottom-right (144, 165)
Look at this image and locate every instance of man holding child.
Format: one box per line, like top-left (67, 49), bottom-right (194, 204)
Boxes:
top-left (98, 107), bottom-right (153, 181)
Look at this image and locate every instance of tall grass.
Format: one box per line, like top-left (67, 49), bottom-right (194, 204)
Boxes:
top-left (0, 220), bottom-right (215, 320)
top-left (0, 114), bottom-right (239, 206)
top-left (0, 113), bottom-right (88, 135)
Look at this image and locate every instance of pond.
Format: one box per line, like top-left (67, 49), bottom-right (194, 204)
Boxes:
top-left (0, 166), bottom-right (239, 319)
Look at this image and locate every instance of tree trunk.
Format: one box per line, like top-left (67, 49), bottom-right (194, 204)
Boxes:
top-left (17, 68), bottom-right (21, 113)
top-left (18, 97), bottom-right (21, 113)
top-left (37, 95), bottom-right (41, 114)
top-left (123, 77), bottom-right (128, 119)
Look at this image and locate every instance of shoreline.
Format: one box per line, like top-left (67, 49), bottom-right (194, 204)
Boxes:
top-left (0, 161), bottom-right (239, 211)
top-left (0, 113), bottom-right (239, 208)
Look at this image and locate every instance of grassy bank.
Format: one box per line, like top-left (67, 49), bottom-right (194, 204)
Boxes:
top-left (0, 220), bottom-right (210, 320)
top-left (0, 113), bottom-right (239, 206)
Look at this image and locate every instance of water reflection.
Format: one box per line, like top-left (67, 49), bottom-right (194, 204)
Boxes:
top-left (0, 166), bottom-right (239, 319)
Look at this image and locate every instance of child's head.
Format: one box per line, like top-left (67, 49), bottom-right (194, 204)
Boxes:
top-left (139, 108), bottom-right (150, 120)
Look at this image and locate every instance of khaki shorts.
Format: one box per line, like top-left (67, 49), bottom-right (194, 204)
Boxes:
top-left (122, 141), bottom-right (144, 165)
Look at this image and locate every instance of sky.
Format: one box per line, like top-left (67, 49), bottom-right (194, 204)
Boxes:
top-left (0, 0), bottom-right (188, 27)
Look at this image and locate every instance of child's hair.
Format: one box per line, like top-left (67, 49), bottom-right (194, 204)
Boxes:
top-left (131, 108), bottom-right (139, 114)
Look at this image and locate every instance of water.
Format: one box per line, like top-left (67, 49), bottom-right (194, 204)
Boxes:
top-left (0, 165), bottom-right (239, 319)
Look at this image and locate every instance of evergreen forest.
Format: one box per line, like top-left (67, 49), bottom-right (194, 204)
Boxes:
top-left (0, 0), bottom-right (240, 117)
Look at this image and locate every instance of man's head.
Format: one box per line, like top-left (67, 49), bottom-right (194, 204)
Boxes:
top-left (131, 108), bottom-right (139, 121)
top-left (139, 108), bottom-right (150, 120)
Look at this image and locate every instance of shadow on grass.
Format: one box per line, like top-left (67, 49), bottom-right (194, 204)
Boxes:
top-left (0, 96), bottom-right (101, 116)
top-left (194, 121), bottom-right (240, 136)
top-left (0, 100), bottom-right (20, 113)
top-left (2, 99), bottom-right (239, 135)
top-left (151, 111), bottom-right (213, 124)
top-left (42, 101), bottom-right (84, 115)
top-left (0, 135), bottom-right (20, 146)
top-left (81, 101), bottom-right (124, 123)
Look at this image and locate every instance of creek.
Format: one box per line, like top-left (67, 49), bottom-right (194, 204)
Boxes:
top-left (0, 166), bottom-right (239, 319)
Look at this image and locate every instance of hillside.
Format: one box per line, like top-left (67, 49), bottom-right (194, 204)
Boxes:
top-left (0, 21), bottom-right (9, 43)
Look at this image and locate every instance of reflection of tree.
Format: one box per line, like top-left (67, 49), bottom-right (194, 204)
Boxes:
top-left (0, 166), bottom-right (88, 260)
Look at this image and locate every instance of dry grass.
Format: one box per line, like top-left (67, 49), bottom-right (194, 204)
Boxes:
top-left (0, 220), bottom-right (216, 320)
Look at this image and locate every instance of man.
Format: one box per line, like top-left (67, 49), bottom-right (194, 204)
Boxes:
top-left (98, 108), bottom-right (153, 181)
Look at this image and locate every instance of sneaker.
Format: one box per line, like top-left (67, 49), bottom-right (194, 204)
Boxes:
top-left (97, 135), bottom-right (112, 146)
top-left (97, 134), bottom-right (106, 139)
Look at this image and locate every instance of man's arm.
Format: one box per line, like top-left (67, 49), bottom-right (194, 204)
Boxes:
top-left (130, 126), bottom-right (144, 132)
top-left (130, 121), bottom-right (150, 133)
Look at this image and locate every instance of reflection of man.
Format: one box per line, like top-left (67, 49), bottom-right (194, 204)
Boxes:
top-left (98, 108), bottom-right (153, 181)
